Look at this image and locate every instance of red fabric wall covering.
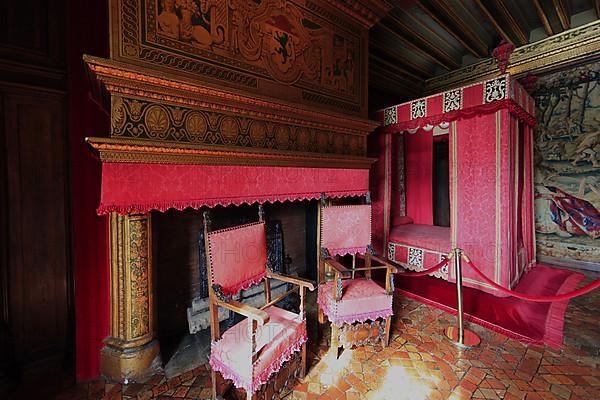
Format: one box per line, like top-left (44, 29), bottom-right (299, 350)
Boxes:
top-left (98, 163), bottom-right (370, 215)
top-left (67, 0), bottom-right (110, 381)
top-left (404, 129), bottom-right (433, 225)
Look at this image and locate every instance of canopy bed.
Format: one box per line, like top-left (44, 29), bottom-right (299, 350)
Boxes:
top-left (374, 74), bottom-right (537, 296)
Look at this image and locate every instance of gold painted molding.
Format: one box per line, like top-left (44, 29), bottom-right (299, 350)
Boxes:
top-left (84, 55), bottom-right (378, 135)
top-left (425, 20), bottom-right (600, 94)
top-left (86, 137), bottom-right (376, 169)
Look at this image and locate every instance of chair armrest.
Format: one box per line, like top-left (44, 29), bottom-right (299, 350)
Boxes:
top-left (266, 271), bottom-right (315, 291)
top-left (371, 255), bottom-right (400, 273)
top-left (324, 259), bottom-right (351, 278)
top-left (354, 254), bottom-right (400, 273)
top-left (216, 299), bottom-right (270, 326)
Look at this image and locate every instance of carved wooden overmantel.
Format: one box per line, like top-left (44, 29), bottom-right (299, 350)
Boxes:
top-left (88, 0), bottom-right (391, 382)
top-left (109, 0), bottom-right (391, 117)
top-left (84, 55), bottom-right (379, 166)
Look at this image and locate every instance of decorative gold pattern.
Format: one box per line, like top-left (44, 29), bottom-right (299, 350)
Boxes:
top-left (111, 96), bottom-right (367, 156)
top-left (86, 137), bottom-right (375, 169)
top-left (129, 218), bottom-right (150, 339)
top-left (106, 213), bottom-right (153, 348)
top-left (425, 20), bottom-right (600, 94)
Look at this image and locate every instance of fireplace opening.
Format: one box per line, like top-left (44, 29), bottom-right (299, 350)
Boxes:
top-left (154, 201), bottom-right (317, 376)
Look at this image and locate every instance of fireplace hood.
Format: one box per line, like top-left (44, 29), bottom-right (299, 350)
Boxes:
top-left (84, 56), bottom-right (378, 215)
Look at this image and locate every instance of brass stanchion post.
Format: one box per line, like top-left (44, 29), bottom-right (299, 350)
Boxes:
top-left (444, 248), bottom-right (481, 347)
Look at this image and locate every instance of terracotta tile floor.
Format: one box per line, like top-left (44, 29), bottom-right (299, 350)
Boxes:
top-left (55, 274), bottom-right (600, 400)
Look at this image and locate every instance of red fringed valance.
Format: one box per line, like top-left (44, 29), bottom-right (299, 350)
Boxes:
top-left (377, 74), bottom-right (536, 132)
top-left (98, 163), bottom-right (369, 215)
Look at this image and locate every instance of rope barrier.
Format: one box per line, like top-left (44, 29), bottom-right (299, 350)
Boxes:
top-left (461, 252), bottom-right (600, 302)
top-left (398, 256), bottom-right (450, 277)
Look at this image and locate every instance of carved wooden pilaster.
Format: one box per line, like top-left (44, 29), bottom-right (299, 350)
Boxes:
top-left (101, 212), bottom-right (160, 381)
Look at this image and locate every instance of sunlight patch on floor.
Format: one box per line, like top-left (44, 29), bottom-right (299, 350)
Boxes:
top-left (369, 365), bottom-right (438, 400)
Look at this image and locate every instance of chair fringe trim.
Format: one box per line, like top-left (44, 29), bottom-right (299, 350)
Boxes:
top-left (316, 292), bottom-right (393, 326)
top-left (209, 331), bottom-right (307, 394)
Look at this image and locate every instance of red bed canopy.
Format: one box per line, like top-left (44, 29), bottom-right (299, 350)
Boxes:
top-left (375, 74), bottom-right (537, 296)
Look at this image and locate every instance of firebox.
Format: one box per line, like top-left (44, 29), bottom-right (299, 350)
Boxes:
top-left (154, 202), bottom-right (317, 376)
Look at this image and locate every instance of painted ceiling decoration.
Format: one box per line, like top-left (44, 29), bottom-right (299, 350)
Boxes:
top-left (369, 0), bottom-right (600, 109)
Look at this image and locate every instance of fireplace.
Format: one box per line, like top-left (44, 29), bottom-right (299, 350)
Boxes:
top-left (78, 0), bottom-right (395, 381)
top-left (83, 54), bottom-right (379, 381)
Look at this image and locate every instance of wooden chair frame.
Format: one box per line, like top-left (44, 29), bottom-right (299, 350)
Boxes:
top-left (204, 206), bottom-right (315, 400)
top-left (317, 194), bottom-right (398, 357)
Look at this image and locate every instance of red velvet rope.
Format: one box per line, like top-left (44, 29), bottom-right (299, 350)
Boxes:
top-left (461, 254), bottom-right (600, 302)
top-left (399, 258), bottom-right (450, 277)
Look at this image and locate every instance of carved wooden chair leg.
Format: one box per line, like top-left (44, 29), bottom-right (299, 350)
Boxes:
top-left (318, 307), bottom-right (326, 325)
top-left (330, 324), bottom-right (340, 360)
top-left (211, 370), bottom-right (218, 400)
top-left (383, 316), bottom-right (392, 347)
top-left (301, 342), bottom-right (307, 378)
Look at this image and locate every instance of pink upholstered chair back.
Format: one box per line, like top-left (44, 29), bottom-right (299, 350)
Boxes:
top-left (207, 222), bottom-right (267, 296)
top-left (321, 204), bottom-right (372, 256)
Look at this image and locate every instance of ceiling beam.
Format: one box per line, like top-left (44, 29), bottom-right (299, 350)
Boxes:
top-left (491, 0), bottom-right (529, 45)
top-left (378, 22), bottom-right (454, 71)
top-left (531, 0), bottom-right (555, 36)
top-left (369, 53), bottom-right (425, 82)
top-left (369, 61), bottom-right (423, 91)
top-left (418, 0), bottom-right (490, 58)
top-left (473, 0), bottom-right (516, 45)
top-left (414, 0), bottom-right (484, 58)
top-left (551, 0), bottom-right (570, 31)
top-left (368, 81), bottom-right (411, 105)
top-left (386, 12), bottom-right (461, 70)
top-left (369, 69), bottom-right (421, 98)
top-left (369, 40), bottom-right (432, 79)
top-left (403, 9), bottom-right (458, 55)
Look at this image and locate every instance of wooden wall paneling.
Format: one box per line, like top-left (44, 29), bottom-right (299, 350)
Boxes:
top-left (0, 0), bottom-right (65, 68)
top-left (1, 86), bottom-right (72, 395)
top-left (0, 88), bottom-right (17, 393)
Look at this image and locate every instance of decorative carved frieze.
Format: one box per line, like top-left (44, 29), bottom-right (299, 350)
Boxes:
top-left (425, 20), bottom-right (600, 94)
top-left (85, 56), bottom-right (378, 168)
top-left (111, 95), bottom-right (366, 156)
top-left (109, 0), bottom-right (380, 116)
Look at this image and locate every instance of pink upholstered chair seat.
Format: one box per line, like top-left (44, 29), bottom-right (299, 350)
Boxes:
top-left (209, 306), bottom-right (307, 394)
top-left (317, 278), bottom-right (393, 326)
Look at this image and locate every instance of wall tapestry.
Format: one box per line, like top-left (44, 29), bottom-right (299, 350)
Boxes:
top-left (533, 61), bottom-right (600, 264)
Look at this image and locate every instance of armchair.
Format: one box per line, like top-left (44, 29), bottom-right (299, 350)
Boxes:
top-left (204, 206), bottom-right (315, 400)
top-left (317, 194), bottom-right (398, 358)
